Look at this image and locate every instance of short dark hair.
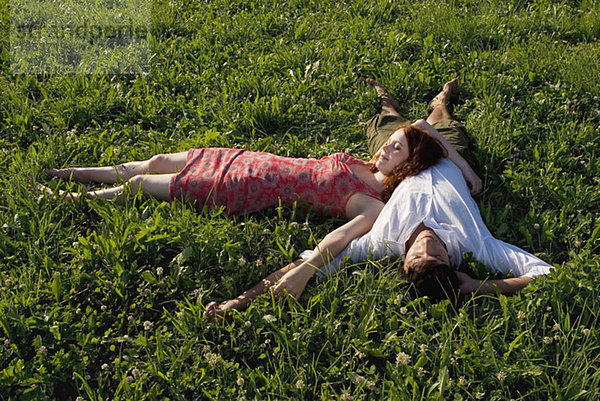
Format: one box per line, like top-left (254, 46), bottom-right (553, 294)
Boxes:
top-left (401, 261), bottom-right (460, 304)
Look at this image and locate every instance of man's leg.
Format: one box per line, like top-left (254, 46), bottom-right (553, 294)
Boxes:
top-left (426, 79), bottom-right (480, 172)
top-left (365, 79), bottom-right (411, 157)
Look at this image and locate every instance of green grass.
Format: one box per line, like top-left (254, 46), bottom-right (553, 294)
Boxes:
top-left (1, 0), bottom-right (600, 399)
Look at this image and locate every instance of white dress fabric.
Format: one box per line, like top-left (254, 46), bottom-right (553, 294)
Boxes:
top-left (301, 158), bottom-right (554, 279)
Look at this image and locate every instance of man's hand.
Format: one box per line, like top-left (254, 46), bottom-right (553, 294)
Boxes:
top-left (456, 271), bottom-right (533, 294)
top-left (271, 264), bottom-right (315, 300)
top-left (455, 271), bottom-right (482, 294)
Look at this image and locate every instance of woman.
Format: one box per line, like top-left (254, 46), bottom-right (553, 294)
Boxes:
top-left (202, 77), bottom-right (482, 319)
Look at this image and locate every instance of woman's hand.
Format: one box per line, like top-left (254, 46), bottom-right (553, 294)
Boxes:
top-left (462, 168), bottom-right (482, 195)
top-left (271, 264), bottom-right (315, 300)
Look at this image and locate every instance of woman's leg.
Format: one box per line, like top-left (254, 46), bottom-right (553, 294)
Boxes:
top-left (203, 259), bottom-right (304, 321)
top-left (426, 78), bottom-right (458, 125)
top-left (44, 152), bottom-right (188, 184)
top-left (40, 173), bottom-right (175, 203)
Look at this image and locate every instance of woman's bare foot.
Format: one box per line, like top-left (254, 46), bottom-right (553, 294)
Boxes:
top-left (36, 182), bottom-right (79, 201)
top-left (429, 78), bottom-right (459, 109)
top-left (44, 168), bottom-right (91, 183)
top-left (366, 78), bottom-right (401, 113)
top-left (203, 299), bottom-right (244, 322)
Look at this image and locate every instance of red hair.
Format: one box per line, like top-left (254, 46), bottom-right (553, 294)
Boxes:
top-left (370, 125), bottom-right (446, 202)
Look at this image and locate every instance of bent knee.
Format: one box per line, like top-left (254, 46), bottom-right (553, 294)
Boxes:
top-left (126, 175), bottom-right (145, 193)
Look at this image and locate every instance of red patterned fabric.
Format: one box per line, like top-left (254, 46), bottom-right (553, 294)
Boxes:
top-left (169, 148), bottom-right (381, 217)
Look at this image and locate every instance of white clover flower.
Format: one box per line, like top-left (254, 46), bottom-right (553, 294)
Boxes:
top-left (396, 351), bottom-right (411, 365)
top-left (554, 334), bottom-right (560, 341)
top-left (583, 328), bottom-right (590, 335)
top-left (76, 397), bottom-right (84, 401)
top-left (3, 339), bottom-right (10, 346)
top-left (131, 368), bottom-right (140, 378)
top-left (39, 345), bottom-right (47, 355)
top-left (497, 371), bottom-right (507, 381)
top-left (156, 267), bottom-right (163, 276)
top-left (419, 344), bottom-right (428, 353)
top-left (205, 352), bottom-right (220, 367)
top-left (143, 321), bottom-right (153, 331)
top-left (236, 377), bottom-right (245, 386)
top-left (341, 393), bottom-right (352, 401)
top-left (543, 336), bottom-right (552, 345)
top-left (355, 375), bottom-right (365, 385)
top-left (295, 379), bottom-right (305, 389)
top-left (399, 307), bottom-right (408, 315)
top-left (366, 380), bottom-right (376, 390)
top-left (263, 314), bottom-right (277, 323)
top-left (126, 375), bottom-right (133, 383)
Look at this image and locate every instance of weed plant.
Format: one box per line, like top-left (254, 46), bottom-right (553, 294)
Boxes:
top-left (1, 0), bottom-right (599, 399)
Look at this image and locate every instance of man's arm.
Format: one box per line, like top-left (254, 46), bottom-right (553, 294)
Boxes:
top-left (456, 271), bottom-right (533, 294)
top-left (412, 119), bottom-right (482, 194)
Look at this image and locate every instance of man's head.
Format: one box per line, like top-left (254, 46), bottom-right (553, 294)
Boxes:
top-left (401, 225), bottom-right (459, 303)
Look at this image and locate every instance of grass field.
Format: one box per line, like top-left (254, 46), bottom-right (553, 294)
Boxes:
top-left (1, 0), bottom-right (600, 399)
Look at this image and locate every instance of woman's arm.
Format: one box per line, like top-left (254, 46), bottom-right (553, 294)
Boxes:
top-left (412, 119), bottom-right (482, 195)
top-left (271, 194), bottom-right (383, 300)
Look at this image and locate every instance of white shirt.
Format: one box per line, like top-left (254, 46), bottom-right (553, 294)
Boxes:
top-left (302, 158), bottom-right (554, 279)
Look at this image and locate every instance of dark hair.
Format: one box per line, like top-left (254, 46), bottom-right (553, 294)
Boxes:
top-left (401, 261), bottom-right (460, 304)
top-left (370, 125), bottom-right (446, 202)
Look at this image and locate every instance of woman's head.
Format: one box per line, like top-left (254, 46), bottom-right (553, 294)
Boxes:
top-left (371, 125), bottom-right (446, 202)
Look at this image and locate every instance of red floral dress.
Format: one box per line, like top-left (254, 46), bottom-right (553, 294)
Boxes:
top-left (169, 148), bottom-right (381, 217)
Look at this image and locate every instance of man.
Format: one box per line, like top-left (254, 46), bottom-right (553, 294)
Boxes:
top-left (302, 79), bottom-right (553, 300)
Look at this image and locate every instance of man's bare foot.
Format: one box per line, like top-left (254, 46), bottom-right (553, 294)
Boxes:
top-left (429, 78), bottom-right (459, 109)
top-left (203, 299), bottom-right (244, 322)
top-left (366, 78), bottom-right (401, 111)
top-left (44, 168), bottom-right (90, 183)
